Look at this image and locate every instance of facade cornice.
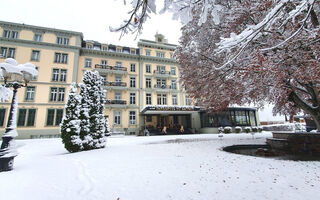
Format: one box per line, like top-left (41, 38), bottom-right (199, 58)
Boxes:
top-left (80, 48), bottom-right (140, 60)
top-left (138, 40), bottom-right (177, 51)
top-left (0, 21), bottom-right (83, 37)
top-left (140, 55), bottom-right (179, 64)
top-left (0, 37), bottom-right (81, 50)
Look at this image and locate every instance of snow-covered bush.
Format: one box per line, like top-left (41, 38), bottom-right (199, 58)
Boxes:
top-left (235, 126), bottom-right (242, 133)
top-left (251, 127), bottom-right (258, 132)
top-left (224, 126), bottom-right (232, 134)
top-left (258, 126), bottom-right (263, 133)
top-left (244, 127), bottom-right (251, 133)
top-left (218, 127), bottom-right (224, 133)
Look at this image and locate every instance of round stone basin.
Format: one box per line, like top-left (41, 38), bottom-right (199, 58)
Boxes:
top-left (223, 144), bottom-right (320, 161)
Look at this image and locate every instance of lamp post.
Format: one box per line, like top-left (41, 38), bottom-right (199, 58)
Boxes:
top-left (0, 58), bottom-right (37, 172)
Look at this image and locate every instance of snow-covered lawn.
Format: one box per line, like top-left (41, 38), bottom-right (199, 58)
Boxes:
top-left (1, 132), bottom-right (320, 200)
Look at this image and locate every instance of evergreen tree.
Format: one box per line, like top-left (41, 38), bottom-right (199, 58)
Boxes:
top-left (60, 83), bottom-right (83, 152)
top-left (80, 70), bottom-right (107, 150)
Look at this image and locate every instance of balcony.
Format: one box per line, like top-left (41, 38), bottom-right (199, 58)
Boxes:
top-left (153, 70), bottom-right (171, 78)
top-left (105, 99), bottom-right (126, 107)
top-left (95, 64), bottom-right (127, 75)
top-left (104, 81), bottom-right (127, 90)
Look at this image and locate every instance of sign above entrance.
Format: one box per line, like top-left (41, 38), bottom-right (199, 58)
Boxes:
top-left (141, 105), bottom-right (201, 114)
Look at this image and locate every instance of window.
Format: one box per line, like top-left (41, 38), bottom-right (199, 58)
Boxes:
top-left (130, 77), bottom-right (136, 88)
top-left (0, 47), bottom-right (15, 58)
top-left (101, 60), bottom-right (107, 66)
top-left (102, 46), bottom-right (108, 51)
top-left (46, 109), bottom-right (55, 126)
top-left (116, 48), bottom-right (122, 53)
top-left (114, 111), bottom-right (121, 125)
top-left (25, 86), bottom-right (35, 101)
top-left (3, 30), bottom-right (10, 38)
top-left (8, 48), bottom-right (15, 58)
top-left (50, 87), bottom-right (65, 102)
top-left (170, 67), bottom-right (176, 75)
top-left (60, 69), bottom-right (67, 82)
top-left (31, 50), bottom-right (40, 61)
top-left (186, 95), bottom-right (191, 106)
top-left (116, 62), bottom-right (122, 68)
top-left (52, 69), bottom-right (60, 81)
top-left (156, 52), bottom-right (165, 58)
top-left (0, 109), bottom-right (6, 127)
top-left (101, 75), bottom-right (107, 85)
top-left (85, 58), bottom-right (92, 68)
top-left (156, 79), bottom-right (166, 88)
top-left (146, 64), bottom-right (151, 73)
top-left (11, 31), bottom-right (18, 39)
top-left (157, 94), bottom-right (167, 105)
top-left (2, 30), bottom-right (18, 39)
top-left (54, 53), bottom-right (68, 63)
top-left (145, 50), bottom-right (151, 56)
top-left (87, 44), bottom-right (93, 49)
top-left (34, 34), bottom-right (42, 42)
top-left (146, 78), bottom-right (151, 88)
top-left (146, 93), bottom-right (152, 105)
top-left (129, 111), bottom-right (136, 125)
top-left (130, 63), bottom-right (136, 72)
top-left (50, 88), bottom-right (58, 101)
top-left (26, 109), bottom-right (36, 126)
top-left (130, 93), bottom-right (136, 104)
top-left (170, 53), bottom-right (174, 59)
top-left (58, 88), bottom-right (65, 101)
top-left (171, 80), bottom-right (177, 89)
top-left (55, 109), bottom-right (64, 126)
top-left (156, 65), bottom-right (166, 73)
top-left (56, 37), bottom-right (69, 45)
top-left (172, 95), bottom-right (178, 105)
top-left (130, 49), bottom-right (136, 54)
top-left (115, 92), bottom-right (121, 100)
top-left (17, 109), bottom-right (36, 127)
top-left (46, 109), bottom-right (63, 126)
top-left (115, 75), bottom-right (122, 83)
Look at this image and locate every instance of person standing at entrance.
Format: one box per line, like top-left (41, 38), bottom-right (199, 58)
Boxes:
top-left (162, 126), bottom-right (167, 134)
top-left (180, 125), bottom-right (184, 134)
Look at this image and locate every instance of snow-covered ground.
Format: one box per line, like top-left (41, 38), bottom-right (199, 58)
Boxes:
top-left (1, 132), bottom-right (320, 200)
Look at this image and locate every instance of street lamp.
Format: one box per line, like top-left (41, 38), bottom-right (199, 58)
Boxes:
top-left (0, 58), bottom-right (38, 172)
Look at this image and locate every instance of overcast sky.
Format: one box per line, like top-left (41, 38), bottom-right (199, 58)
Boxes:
top-left (0, 0), bottom-right (182, 47)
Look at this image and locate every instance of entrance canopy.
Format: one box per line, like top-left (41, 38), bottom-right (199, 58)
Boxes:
top-left (141, 105), bottom-right (200, 115)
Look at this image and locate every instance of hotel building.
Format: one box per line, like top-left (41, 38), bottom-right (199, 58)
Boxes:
top-left (0, 21), bottom-right (259, 139)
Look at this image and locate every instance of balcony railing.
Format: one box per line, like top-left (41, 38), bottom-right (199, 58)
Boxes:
top-left (153, 70), bottom-right (170, 75)
top-left (104, 81), bottom-right (127, 87)
top-left (95, 64), bottom-right (127, 72)
top-left (154, 84), bottom-right (177, 90)
top-left (105, 99), bottom-right (127, 105)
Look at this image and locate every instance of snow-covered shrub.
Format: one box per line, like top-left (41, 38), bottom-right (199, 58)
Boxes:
top-left (251, 127), bottom-right (258, 132)
top-left (60, 83), bottom-right (83, 153)
top-left (224, 126), bottom-right (232, 134)
top-left (218, 127), bottom-right (224, 133)
top-left (258, 126), bottom-right (263, 132)
top-left (235, 126), bottom-right (242, 133)
top-left (244, 127), bottom-right (251, 133)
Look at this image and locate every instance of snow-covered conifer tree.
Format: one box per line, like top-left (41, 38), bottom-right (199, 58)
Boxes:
top-left (60, 83), bottom-right (83, 152)
top-left (79, 70), bottom-right (107, 150)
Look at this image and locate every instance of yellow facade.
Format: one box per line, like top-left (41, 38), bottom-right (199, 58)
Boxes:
top-left (0, 21), bottom-right (192, 138)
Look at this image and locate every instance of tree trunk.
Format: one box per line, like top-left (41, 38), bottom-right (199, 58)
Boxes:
top-left (289, 91), bottom-right (320, 131)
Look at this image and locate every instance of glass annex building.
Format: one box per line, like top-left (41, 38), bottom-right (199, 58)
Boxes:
top-left (200, 107), bottom-right (258, 128)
